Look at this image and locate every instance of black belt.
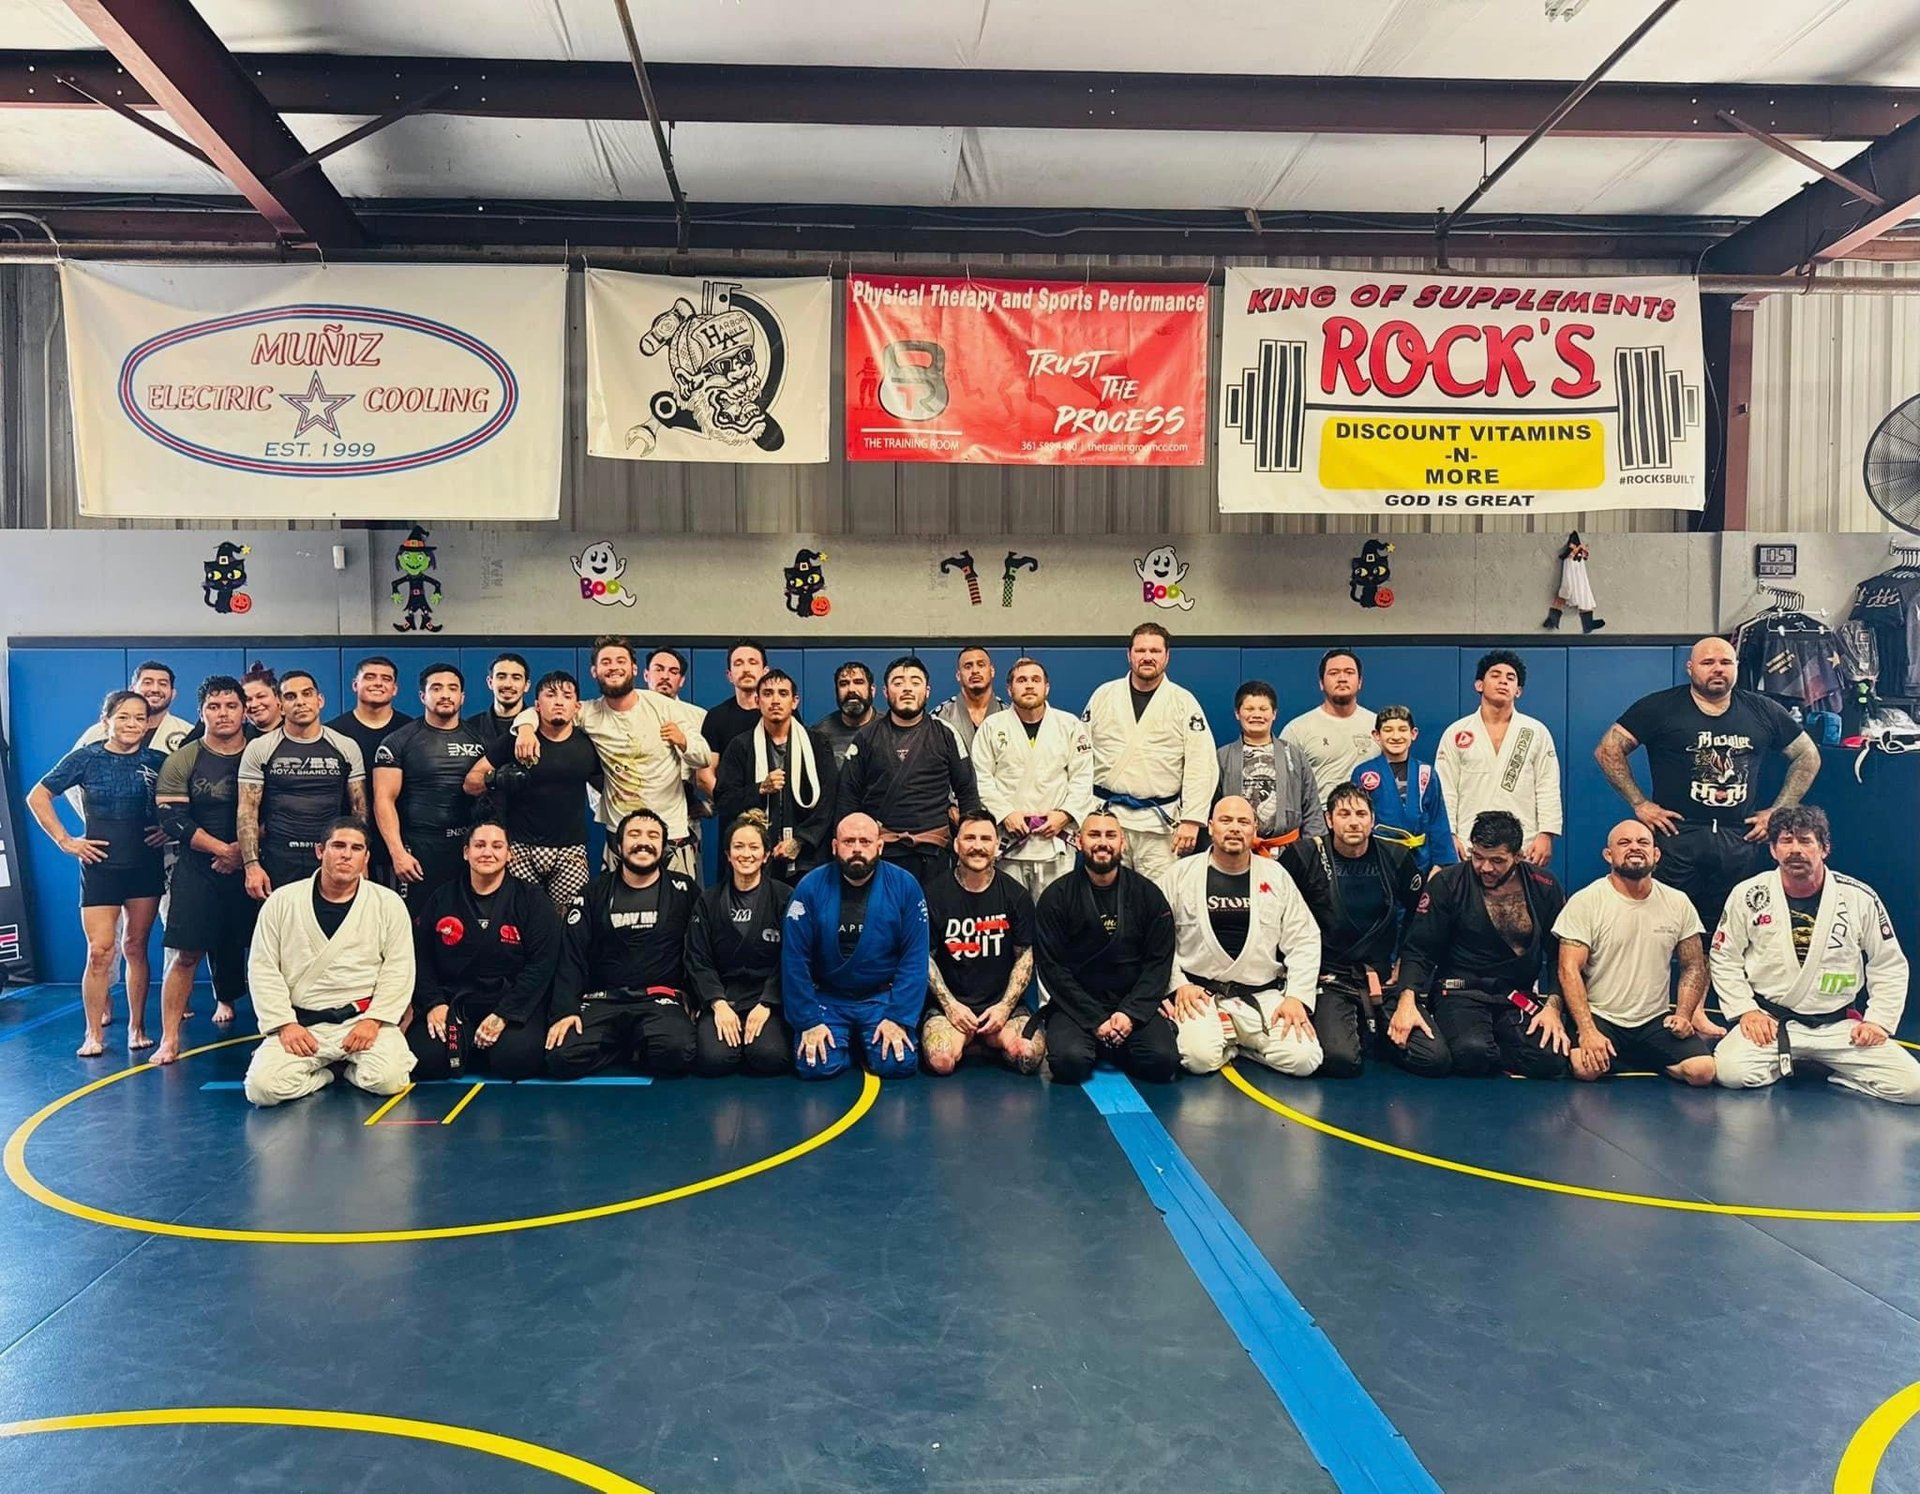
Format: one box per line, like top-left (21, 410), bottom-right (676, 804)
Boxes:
top-left (293, 997), bottom-right (374, 1026)
top-left (1754, 994), bottom-right (1854, 1075)
top-left (1188, 974), bottom-right (1264, 1004)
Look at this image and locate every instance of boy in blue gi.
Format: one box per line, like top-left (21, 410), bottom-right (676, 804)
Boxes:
top-left (1352, 705), bottom-right (1457, 875)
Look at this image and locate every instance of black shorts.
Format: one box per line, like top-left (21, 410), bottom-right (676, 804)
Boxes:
top-left (79, 856), bottom-right (165, 908)
top-left (1593, 1014), bottom-right (1711, 1072)
top-left (163, 857), bottom-right (261, 952)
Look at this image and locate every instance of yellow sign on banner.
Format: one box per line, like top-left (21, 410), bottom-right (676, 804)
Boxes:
top-left (1317, 417), bottom-right (1606, 491)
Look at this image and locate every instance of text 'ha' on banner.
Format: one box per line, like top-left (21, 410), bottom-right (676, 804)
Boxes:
top-left (845, 274), bottom-right (1208, 465)
top-left (585, 269), bottom-right (832, 463)
top-left (60, 262), bottom-right (566, 520)
top-left (1217, 267), bottom-right (1706, 516)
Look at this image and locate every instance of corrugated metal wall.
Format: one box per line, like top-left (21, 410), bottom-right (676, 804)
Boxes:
top-left (2, 255), bottom-right (1693, 536)
top-left (1747, 261), bottom-right (1920, 533)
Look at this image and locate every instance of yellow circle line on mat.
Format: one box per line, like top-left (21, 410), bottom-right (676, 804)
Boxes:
top-left (1834, 1381), bottom-right (1920, 1492)
top-left (1221, 1064), bottom-right (1920, 1223)
top-left (0, 1405), bottom-right (652, 1491)
top-left (3, 1034), bottom-right (880, 1244)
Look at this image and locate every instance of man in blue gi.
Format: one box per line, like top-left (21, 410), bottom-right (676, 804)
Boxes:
top-left (1351, 705), bottom-right (1456, 874)
top-left (783, 812), bottom-right (929, 1079)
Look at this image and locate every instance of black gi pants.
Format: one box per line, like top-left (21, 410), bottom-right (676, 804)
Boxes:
top-left (1042, 1005), bottom-right (1180, 1084)
top-left (399, 833), bottom-right (467, 909)
top-left (1384, 991), bottom-right (1570, 1079)
top-left (882, 842), bottom-right (949, 887)
top-left (1311, 977), bottom-right (1373, 1079)
top-left (545, 993), bottom-right (697, 1079)
top-left (1655, 820), bottom-right (1763, 935)
top-left (693, 1000), bottom-right (793, 1077)
top-left (406, 999), bottom-right (547, 1082)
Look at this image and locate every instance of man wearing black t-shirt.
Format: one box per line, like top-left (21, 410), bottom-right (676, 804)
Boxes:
top-left (1597, 635), bottom-right (1819, 1030)
top-left (326, 656), bottom-right (412, 887)
top-left (464, 670), bottom-right (599, 912)
top-left (240, 671), bottom-right (368, 897)
top-left (811, 660), bottom-right (878, 767)
top-left (922, 811), bottom-right (1041, 1075)
top-left (373, 663), bottom-right (487, 908)
top-left (545, 809), bottom-right (701, 1077)
top-left (835, 655), bottom-right (982, 884)
top-left (461, 652), bottom-right (530, 750)
top-left (702, 639), bottom-right (768, 761)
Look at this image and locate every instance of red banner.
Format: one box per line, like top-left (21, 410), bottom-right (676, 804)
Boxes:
top-left (845, 274), bottom-right (1207, 464)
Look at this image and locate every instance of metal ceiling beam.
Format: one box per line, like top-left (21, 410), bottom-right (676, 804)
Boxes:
top-left (50, 10), bottom-right (363, 248)
top-left (1704, 110), bottom-right (1920, 271)
top-left (3, 50), bottom-right (1918, 141)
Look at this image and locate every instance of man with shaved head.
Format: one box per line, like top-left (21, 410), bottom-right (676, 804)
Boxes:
top-left (1597, 636), bottom-right (1818, 1032)
top-left (1553, 821), bottom-right (1715, 1085)
top-left (1157, 796), bottom-right (1324, 1077)
top-left (782, 813), bottom-right (930, 1079)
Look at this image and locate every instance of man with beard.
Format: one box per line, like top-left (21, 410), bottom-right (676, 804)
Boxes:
top-left (933, 646), bottom-right (1007, 755)
top-left (153, 676), bottom-right (257, 1058)
top-left (811, 660), bottom-right (877, 766)
top-left (921, 811), bottom-right (1041, 1075)
top-left (1217, 680), bottom-right (1323, 856)
top-left (783, 813), bottom-right (928, 1079)
top-left (512, 636), bottom-right (712, 878)
top-left (239, 671), bottom-right (369, 898)
top-left (72, 659), bottom-right (193, 756)
top-left (1159, 796), bottom-right (1323, 1077)
top-left (462, 652), bottom-right (530, 750)
top-left (326, 656), bottom-right (412, 887)
top-left (409, 820), bottom-right (560, 1082)
top-left (714, 669), bottom-right (834, 883)
top-left (465, 671), bottom-right (599, 912)
top-left (972, 657), bottom-right (1096, 899)
top-left (1082, 623), bottom-right (1218, 881)
top-left (834, 656), bottom-right (981, 885)
top-left (1280, 784), bottom-right (1426, 1078)
top-left (544, 809), bottom-right (702, 1077)
top-left (372, 664), bottom-right (486, 908)
top-left (1387, 810), bottom-right (1573, 1079)
top-left (1281, 648), bottom-right (1377, 803)
top-left (702, 640), bottom-right (769, 760)
top-left (1035, 812), bottom-right (1180, 1084)
top-left (1711, 807), bottom-right (1920, 1103)
top-left (1554, 821), bottom-right (1714, 1085)
top-left (1596, 635), bottom-right (1818, 1028)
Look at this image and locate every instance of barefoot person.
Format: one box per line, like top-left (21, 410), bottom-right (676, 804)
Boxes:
top-left (920, 811), bottom-right (1042, 1076)
top-left (28, 691), bottom-right (167, 1055)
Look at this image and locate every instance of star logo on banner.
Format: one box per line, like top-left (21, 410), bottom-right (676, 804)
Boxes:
top-left (278, 372), bottom-right (355, 438)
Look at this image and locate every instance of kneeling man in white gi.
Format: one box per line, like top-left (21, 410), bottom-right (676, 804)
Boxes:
top-left (1159, 795), bottom-right (1323, 1075)
top-left (243, 816), bottom-right (416, 1107)
top-left (1711, 805), bottom-right (1920, 1104)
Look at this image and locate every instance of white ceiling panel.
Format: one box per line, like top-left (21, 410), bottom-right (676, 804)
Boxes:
top-left (0, 108), bottom-right (230, 195)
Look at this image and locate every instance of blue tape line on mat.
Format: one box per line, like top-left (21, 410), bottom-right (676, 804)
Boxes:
top-left (199, 1076), bottom-right (654, 1090)
top-left (1083, 1070), bottom-right (1439, 1494)
top-left (0, 999), bottom-right (86, 1045)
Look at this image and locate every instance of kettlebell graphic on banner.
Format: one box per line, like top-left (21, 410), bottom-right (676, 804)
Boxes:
top-left (879, 340), bottom-right (950, 421)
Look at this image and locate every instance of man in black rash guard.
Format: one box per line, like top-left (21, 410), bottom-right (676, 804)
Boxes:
top-left (714, 669), bottom-right (835, 884)
top-left (1386, 809), bottom-right (1573, 1078)
top-left (811, 660), bottom-right (878, 768)
top-left (462, 652), bottom-right (530, 750)
top-left (921, 810), bottom-right (1041, 1076)
top-left (464, 670), bottom-right (599, 913)
top-left (686, 815), bottom-right (794, 1076)
top-left (1281, 782), bottom-right (1426, 1077)
top-left (239, 670), bottom-right (368, 898)
top-left (325, 656), bottom-right (411, 887)
top-left (408, 821), bottom-right (560, 1082)
top-left (703, 640), bottom-right (770, 762)
top-left (153, 676), bottom-right (257, 1061)
top-left (372, 663), bottom-right (487, 908)
top-left (1033, 811), bottom-right (1180, 1084)
top-left (834, 655), bottom-right (982, 885)
top-left (544, 809), bottom-right (702, 1077)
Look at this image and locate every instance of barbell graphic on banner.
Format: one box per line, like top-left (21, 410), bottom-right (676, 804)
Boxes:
top-left (1223, 337), bottom-right (1700, 479)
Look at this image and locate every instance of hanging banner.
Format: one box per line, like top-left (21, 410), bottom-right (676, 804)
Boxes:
top-left (1217, 268), bottom-right (1705, 515)
top-left (846, 274), bottom-right (1207, 465)
top-left (60, 262), bottom-right (566, 520)
top-left (585, 269), bottom-right (832, 463)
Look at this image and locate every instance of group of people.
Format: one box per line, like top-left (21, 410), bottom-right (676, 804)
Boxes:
top-left (24, 627), bottom-right (1919, 1106)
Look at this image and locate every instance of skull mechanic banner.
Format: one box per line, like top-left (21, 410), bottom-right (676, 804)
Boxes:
top-left (60, 262), bottom-right (566, 520)
top-left (845, 274), bottom-right (1207, 464)
top-left (584, 269), bottom-right (831, 463)
top-left (1217, 267), bottom-right (1705, 515)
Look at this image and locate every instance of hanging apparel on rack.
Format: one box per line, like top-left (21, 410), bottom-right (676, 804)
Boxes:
top-left (1731, 606), bottom-right (1845, 716)
top-left (1849, 561), bottom-right (1920, 699)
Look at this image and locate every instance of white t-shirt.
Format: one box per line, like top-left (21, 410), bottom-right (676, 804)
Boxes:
top-left (1552, 876), bottom-right (1703, 1027)
top-left (1280, 705), bottom-right (1377, 801)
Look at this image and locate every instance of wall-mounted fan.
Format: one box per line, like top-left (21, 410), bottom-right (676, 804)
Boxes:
top-left (1864, 395), bottom-right (1920, 533)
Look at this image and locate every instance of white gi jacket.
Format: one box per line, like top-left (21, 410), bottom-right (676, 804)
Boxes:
top-left (972, 706), bottom-right (1096, 863)
top-left (248, 874), bottom-right (414, 1032)
top-left (1434, 709), bottom-right (1564, 845)
top-left (1158, 853), bottom-right (1322, 1010)
top-left (1081, 677), bottom-right (1218, 833)
top-left (513, 693), bottom-right (710, 838)
top-left (1710, 869), bottom-right (1908, 1032)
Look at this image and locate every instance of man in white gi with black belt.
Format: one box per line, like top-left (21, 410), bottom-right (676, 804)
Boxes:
top-left (1082, 623), bottom-right (1217, 881)
top-left (1711, 806), bottom-right (1920, 1103)
top-left (972, 657), bottom-right (1095, 900)
top-left (1158, 796), bottom-right (1323, 1077)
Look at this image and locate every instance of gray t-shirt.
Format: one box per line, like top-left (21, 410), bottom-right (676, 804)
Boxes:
top-left (1281, 706), bottom-right (1378, 801)
top-left (1552, 877), bottom-right (1703, 1027)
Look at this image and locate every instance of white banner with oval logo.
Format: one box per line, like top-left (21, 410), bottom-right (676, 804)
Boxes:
top-left (59, 262), bottom-right (566, 519)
